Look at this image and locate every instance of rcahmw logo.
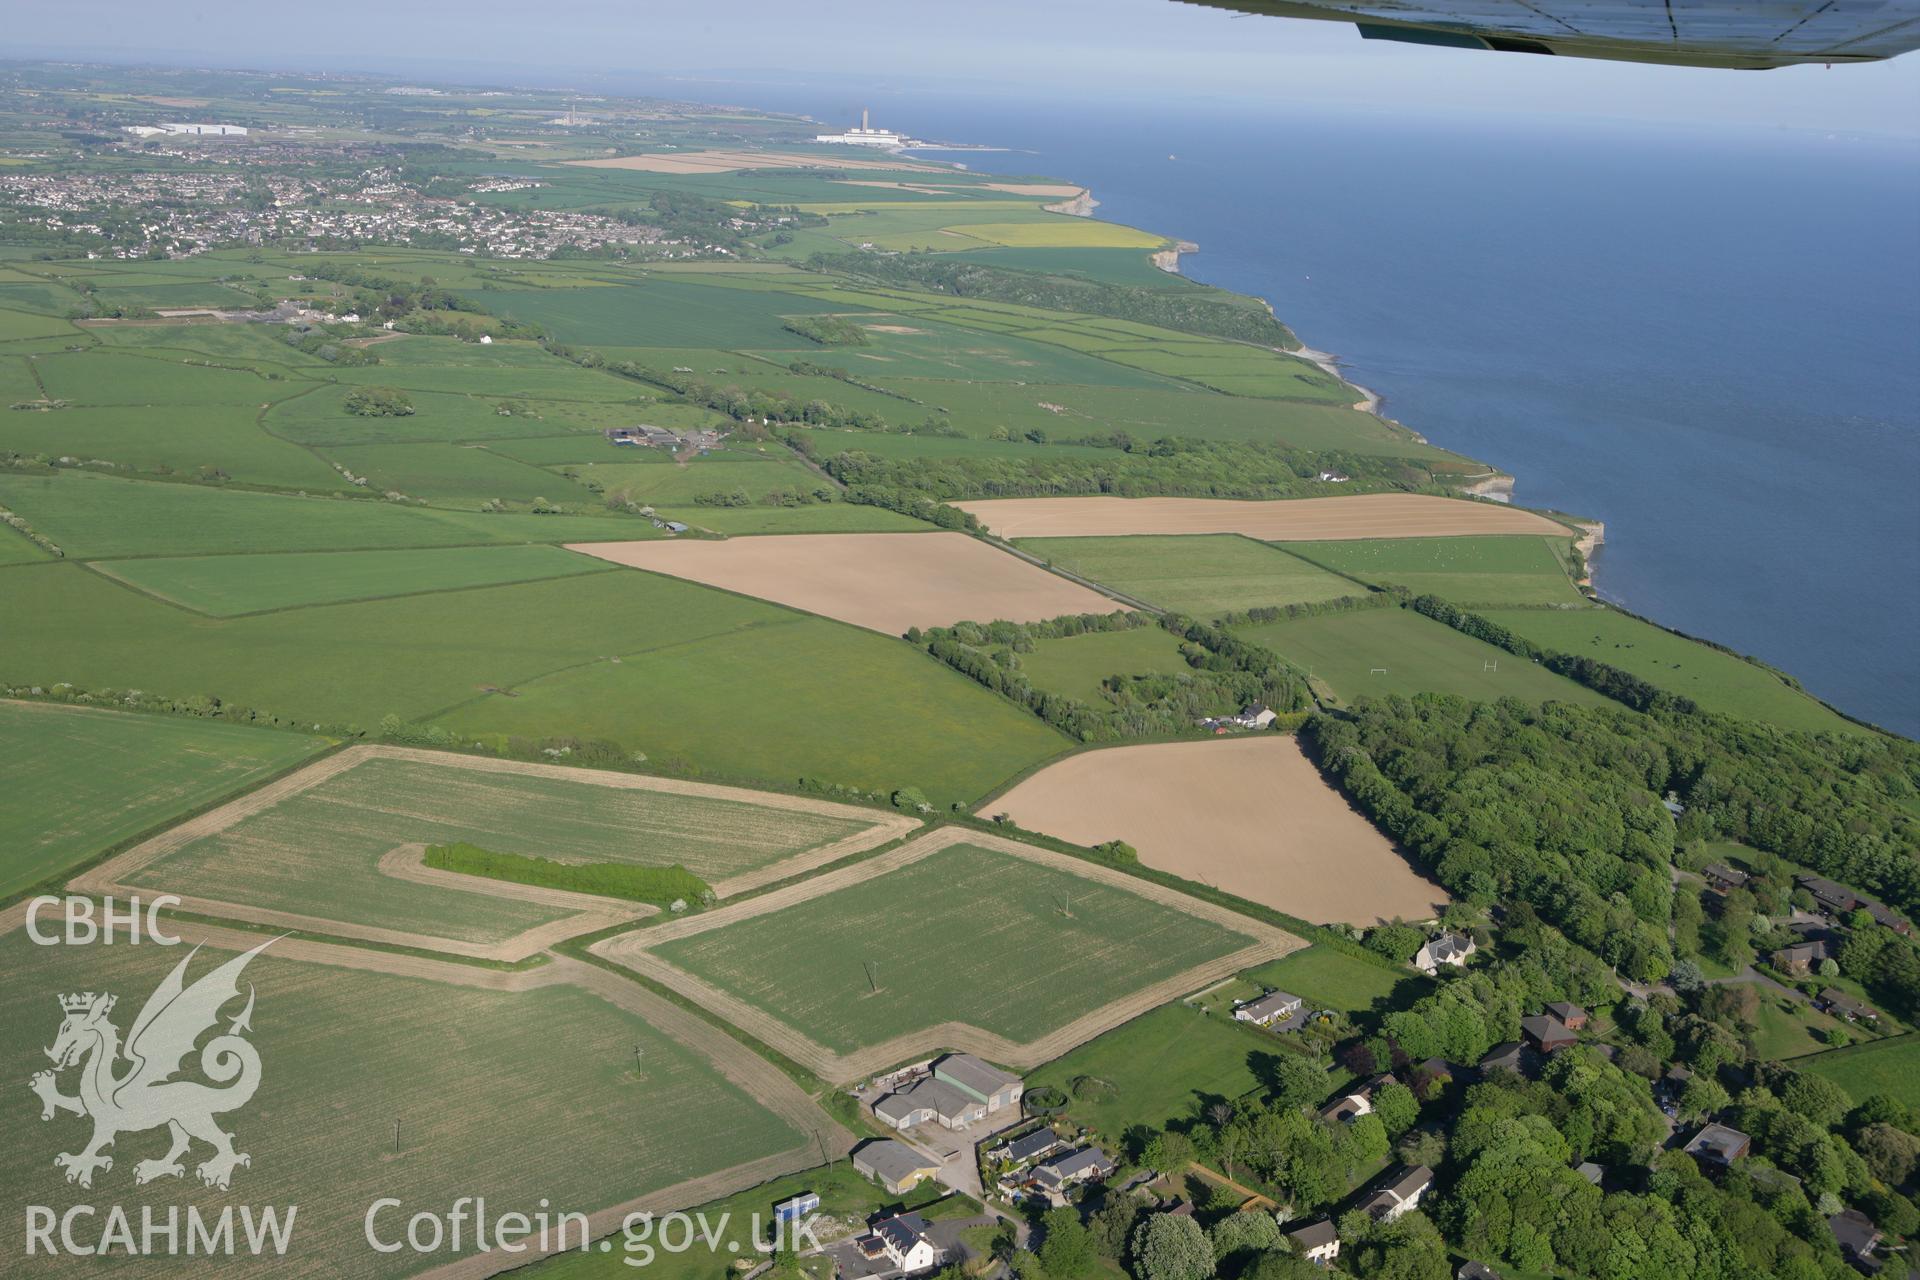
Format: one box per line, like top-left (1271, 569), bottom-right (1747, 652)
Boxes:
top-left (23, 938), bottom-right (299, 1258)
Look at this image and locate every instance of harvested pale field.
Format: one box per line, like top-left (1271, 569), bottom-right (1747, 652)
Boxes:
top-left (567, 532), bottom-right (1118, 634)
top-left (567, 150), bottom-right (943, 174)
top-left (956, 494), bottom-right (1572, 541)
top-left (988, 735), bottom-right (1446, 927)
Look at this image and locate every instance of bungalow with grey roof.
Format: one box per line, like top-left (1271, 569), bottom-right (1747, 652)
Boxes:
top-left (1829, 1208), bottom-right (1883, 1270)
top-left (1701, 863), bottom-right (1749, 894)
top-left (1817, 987), bottom-right (1879, 1023)
top-left (1031, 1146), bottom-right (1115, 1194)
top-left (990, 1128), bottom-right (1065, 1167)
top-left (1234, 990), bottom-right (1304, 1029)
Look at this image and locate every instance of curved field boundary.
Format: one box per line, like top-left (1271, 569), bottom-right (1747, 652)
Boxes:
top-left (593, 827), bottom-right (1304, 1083)
top-left (0, 904), bottom-right (851, 1280)
top-left (952, 494), bottom-right (1573, 541)
top-left (68, 743), bottom-right (918, 961)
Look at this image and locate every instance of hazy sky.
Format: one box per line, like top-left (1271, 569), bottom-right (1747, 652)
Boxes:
top-left (14, 0), bottom-right (1920, 138)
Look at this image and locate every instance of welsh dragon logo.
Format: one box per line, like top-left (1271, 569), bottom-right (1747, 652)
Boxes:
top-left (30, 939), bottom-right (274, 1190)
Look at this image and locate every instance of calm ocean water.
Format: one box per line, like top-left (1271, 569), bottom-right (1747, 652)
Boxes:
top-left (632, 80), bottom-right (1920, 736)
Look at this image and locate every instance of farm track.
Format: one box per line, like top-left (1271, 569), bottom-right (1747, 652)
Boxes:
top-left (69, 742), bottom-right (919, 960)
top-left (593, 827), bottom-right (1304, 1083)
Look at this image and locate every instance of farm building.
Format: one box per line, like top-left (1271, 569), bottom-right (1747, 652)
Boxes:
top-left (852, 1139), bottom-right (941, 1195)
top-left (1233, 989), bottom-right (1303, 1029)
top-left (1285, 1219), bottom-right (1339, 1265)
top-left (932, 1053), bottom-right (1024, 1113)
top-left (875, 1076), bottom-right (987, 1131)
top-left (1683, 1123), bottom-right (1751, 1166)
top-left (1360, 1165), bottom-right (1434, 1222)
top-left (1412, 931), bottom-right (1476, 974)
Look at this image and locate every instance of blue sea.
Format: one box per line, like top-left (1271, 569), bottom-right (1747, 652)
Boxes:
top-left (632, 80), bottom-right (1920, 736)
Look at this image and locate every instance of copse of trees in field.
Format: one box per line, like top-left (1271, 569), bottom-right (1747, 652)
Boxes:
top-left (423, 841), bottom-right (711, 907)
top-left (781, 314), bottom-right (870, 346)
top-left (810, 251), bottom-right (1300, 349)
top-left (911, 610), bottom-right (1314, 742)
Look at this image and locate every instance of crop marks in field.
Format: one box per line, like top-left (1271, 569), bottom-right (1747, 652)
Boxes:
top-left (0, 926), bottom-right (836, 1280)
top-left (84, 745), bottom-right (914, 959)
top-left (601, 827), bottom-right (1299, 1081)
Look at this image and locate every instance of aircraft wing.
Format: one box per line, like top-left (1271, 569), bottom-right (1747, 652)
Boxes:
top-left (1176, 0), bottom-right (1920, 68)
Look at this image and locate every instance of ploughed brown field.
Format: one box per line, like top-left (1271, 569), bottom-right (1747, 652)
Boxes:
top-left (566, 532), bottom-right (1118, 634)
top-left (953, 494), bottom-right (1570, 541)
top-left (988, 735), bottom-right (1447, 926)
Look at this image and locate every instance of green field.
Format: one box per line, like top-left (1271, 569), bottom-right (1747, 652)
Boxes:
top-left (126, 752), bottom-right (875, 943)
top-left (1476, 607), bottom-right (1863, 734)
top-left (1277, 535), bottom-right (1584, 606)
top-left (486, 280), bottom-right (842, 348)
top-left (1018, 535), bottom-right (1363, 618)
top-left (1018, 626), bottom-right (1200, 704)
top-left (96, 545), bottom-right (610, 616)
top-left (434, 616), bottom-right (1069, 808)
top-left (0, 933), bottom-right (810, 1280)
top-left (1023, 1003), bottom-right (1268, 1139)
top-left (1799, 1036), bottom-right (1920, 1109)
top-left (1747, 989), bottom-right (1862, 1062)
top-left (652, 841), bottom-right (1254, 1054)
top-left (0, 701), bottom-right (325, 899)
top-left (2, 403), bottom-right (349, 491)
top-left (1233, 607), bottom-right (1615, 708)
top-left (1240, 945), bottom-right (1415, 1014)
top-left (0, 470), bottom-right (663, 558)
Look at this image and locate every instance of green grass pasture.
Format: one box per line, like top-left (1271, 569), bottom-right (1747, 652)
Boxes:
top-left (1019, 535), bottom-right (1361, 618)
top-left (1233, 608), bottom-right (1614, 708)
top-left (652, 841), bottom-right (1254, 1053)
top-left (1477, 607), bottom-right (1862, 734)
top-left (1278, 535), bottom-right (1584, 606)
top-left (94, 545), bottom-right (609, 616)
top-left (1018, 627), bottom-right (1198, 704)
top-left (0, 701), bottom-right (324, 899)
